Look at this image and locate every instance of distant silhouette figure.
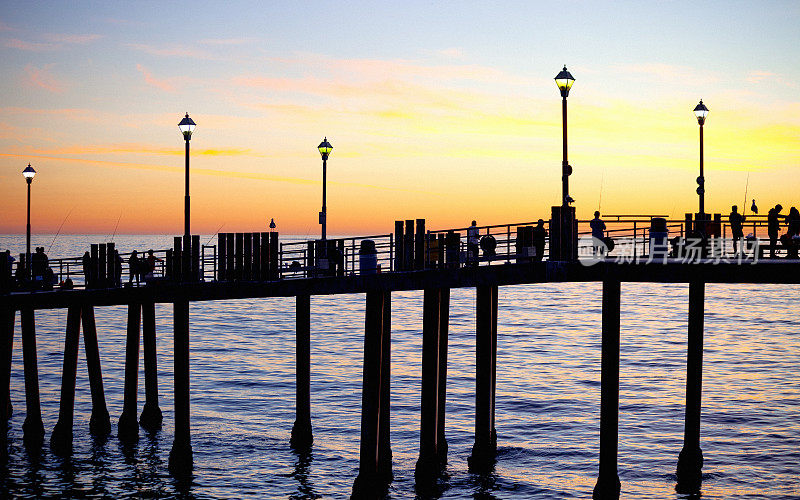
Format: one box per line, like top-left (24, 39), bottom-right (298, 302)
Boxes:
top-left (729, 205), bottom-right (746, 254)
top-left (783, 207), bottom-right (800, 259)
top-left (532, 219), bottom-right (547, 262)
top-left (128, 250), bottom-right (140, 286)
top-left (467, 220), bottom-right (479, 266)
top-left (768, 204), bottom-right (784, 258)
top-left (144, 249), bottom-right (162, 281)
top-left (751, 199), bottom-right (758, 215)
top-left (590, 211), bottom-right (606, 255)
top-left (114, 250), bottom-right (123, 287)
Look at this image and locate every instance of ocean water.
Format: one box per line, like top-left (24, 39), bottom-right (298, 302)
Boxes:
top-left (1, 235), bottom-right (799, 499)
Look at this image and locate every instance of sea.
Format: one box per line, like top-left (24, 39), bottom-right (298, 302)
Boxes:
top-left (1, 235), bottom-right (798, 499)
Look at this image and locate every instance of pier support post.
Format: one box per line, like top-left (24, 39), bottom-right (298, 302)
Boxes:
top-left (593, 279), bottom-right (622, 499)
top-left (169, 300), bottom-right (192, 476)
top-left (140, 301), bottom-right (163, 431)
top-left (82, 305), bottom-right (110, 436)
top-left (21, 308), bottom-right (44, 448)
top-left (415, 287), bottom-right (450, 484)
top-left (119, 302), bottom-right (141, 441)
top-left (51, 305), bottom-right (82, 455)
top-left (1, 307), bottom-right (13, 426)
top-left (676, 280), bottom-right (705, 492)
top-left (469, 285), bottom-right (498, 472)
top-left (290, 294), bottom-right (313, 449)
top-left (352, 290), bottom-right (392, 497)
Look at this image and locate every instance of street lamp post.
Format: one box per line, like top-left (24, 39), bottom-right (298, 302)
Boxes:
top-left (317, 137), bottom-right (333, 241)
top-left (555, 65), bottom-right (575, 207)
top-left (693, 100), bottom-right (709, 227)
top-left (22, 163), bottom-right (36, 281)
top-left (178, 113), bottom-right (196, 239)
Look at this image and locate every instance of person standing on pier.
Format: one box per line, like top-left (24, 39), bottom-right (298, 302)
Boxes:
top-left (533, 219), bottom-right (547, 261)
top-left (767, 204), bottom-right (784, 258)
top-left (590, 211), bottom-right (606, 255)
top-left (468, 220), bottom-right (480, 266)
top-left (128, 251), bottom-right (141, 286)
top-left (729, 205), bottom-right (746, 254)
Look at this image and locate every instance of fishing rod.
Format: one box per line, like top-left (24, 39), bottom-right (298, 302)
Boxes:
top-left (47, 207), bottom-right (74, 253)
top-left (742, 173), bottom-right (750, 216)
top-left (204, 224), bottom-right (225, 246)
top-left (110, 211), bottom-right (123, 242)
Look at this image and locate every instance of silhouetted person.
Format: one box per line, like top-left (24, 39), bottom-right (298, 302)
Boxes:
top-left (532, 219), bottom-right (547, 262)
top-left (31, 247), bottom-right (46, 282)
top-left (128, 251), bottom-right (140, 286)
top-left (729, 205), bottom-right (746, 254)
top-left (767, 204), bottom-right (784, 258)
top-left (467, 220), bottom-right (479, 266)
top-left (590, 211), bottom-right (606, 255)
top-left (144, 249), bottom-right (162, 281)
top-left (114, 250), bottom-right (123, 287)
top-left (2, 250), bottom-right (14, 291)
top-left (82, 251), bottom-right (93, 287)
top-left (788, 207), bottom-right (800, 237)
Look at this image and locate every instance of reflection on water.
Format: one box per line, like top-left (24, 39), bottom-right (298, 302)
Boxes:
top-left (0, 236), bottom-right (798, 498)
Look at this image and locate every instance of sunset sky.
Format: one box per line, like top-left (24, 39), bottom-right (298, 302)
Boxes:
top-left (1, 1), bottom-right (798, 236)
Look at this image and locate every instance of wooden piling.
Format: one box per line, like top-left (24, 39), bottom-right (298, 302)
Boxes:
top-left (269, 232), bottom-right (279, 280)
top-left (98, 243), bottom-right (107, 287)
top-left (21, 308), bottom-right (44, 447)
top-left (191, 235), bottom-right (200, 281)
top-left (235, 233), bottom-right (244, 280)
top-left (226, 233), bottom-right (235, 280)
top-left (1, 307), bottom-right (13, 425)
top-left (252, 233), bottom-right (261, 281)
top-left (290, 294), bottom-right (313, 449)
top-left (50, 305), bottom-right (82, 454)
top-left (140, 301), bottom-right (162, 431)
top-left (352, 290), bottom-right (392, 497)
top-left (218, 233), bottom-right (227, 281)
top-left (415, 287), bottom-right (449, 482)
top-left (469, 285), bottom-right (498, 471)
top-left (118, 302), bottom-right (141, 440)
top-left (82, 305), bottom-right (110, 435)
top-left (404, 220), bottom-right (415, 271)
top-left (415, 219), bottom-right (425, 270)
top-left (260, 232), bottom-right (270, 281)
top-left (174, 237), bottom-right (183, 282)
top-left (394, 221), bottom-right (405, 271)
top-left (244, 233), bottom-right (252, 280)
top-left (89, 244), bottom-right (99, 288)
top-left (593, 279), bottom-right (622, 499)
top-left (676, 280), bottom-right (705, 492)
top-left (169, 299), bottom-right (192, 476)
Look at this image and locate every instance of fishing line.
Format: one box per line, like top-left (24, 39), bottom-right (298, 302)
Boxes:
top-left (47, 207), bottom-right (74, 253)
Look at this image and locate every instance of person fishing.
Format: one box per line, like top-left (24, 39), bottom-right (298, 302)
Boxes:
top-left (128, 250), bottom-right (141, 286)
top-left (590, 211), bottom-right (606, 255)
top-left (729, 205), bottom-right (746, 254)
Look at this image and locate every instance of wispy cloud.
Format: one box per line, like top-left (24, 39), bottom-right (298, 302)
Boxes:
top-left (746, 70), bottom-right (796, 88)
top-left (0, 21), bottom-right (14, 32)
top-left (614, 62), bottom-right (719, 86)
top-left (42, 33), bottom-right (103, 44)
top-left (199, 37), bottom-right (255, 46)
top-left (436, 47), bottom-right (465, 59)
top-left (4, 38), bottom-right (59, 51)
top-left (23, 64), bottom-right (65, 93)
top-left (18, 143), bottom-right (256, 157)
top-left (127, 43), bottom-right (214, 59)
top-left (136, 63), bottom-right (175, 92)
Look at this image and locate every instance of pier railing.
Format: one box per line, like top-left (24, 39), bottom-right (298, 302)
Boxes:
top-left (3, 213), bottom-right (795, 293)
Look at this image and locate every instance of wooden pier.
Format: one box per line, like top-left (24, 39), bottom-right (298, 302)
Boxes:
top-left (2, 217), bottom-right (799, 498)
